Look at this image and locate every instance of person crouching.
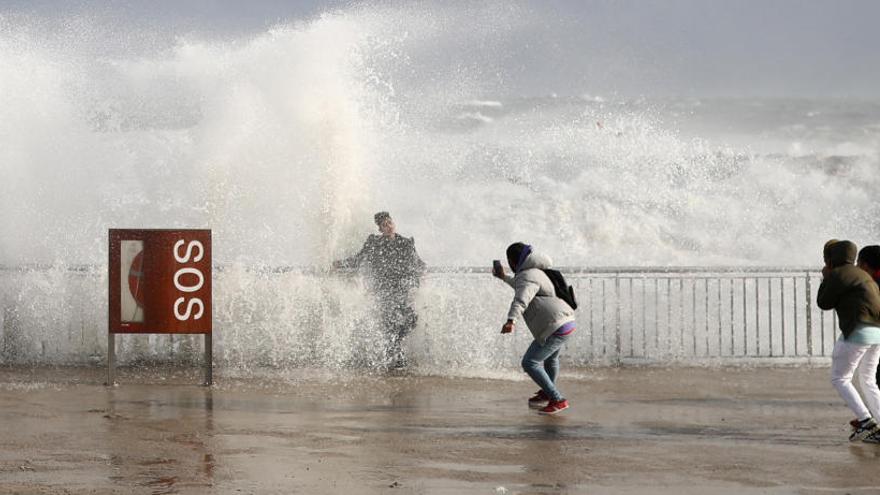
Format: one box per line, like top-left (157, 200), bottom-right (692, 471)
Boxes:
top-left (818, 239), bottom-right (880, 442)
top-left (493, 243), bottom-right (576, 415)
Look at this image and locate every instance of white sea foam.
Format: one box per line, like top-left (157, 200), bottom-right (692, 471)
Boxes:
top-left (456, 111), bottom-right (494, 123)
top-left (2, 6), bottom-right (878, 269)
top-left (464, 100), bottom-right (503, 108)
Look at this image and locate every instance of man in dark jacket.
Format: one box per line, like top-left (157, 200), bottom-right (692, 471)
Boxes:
top-left (333, 211), bottom-right (426, 368)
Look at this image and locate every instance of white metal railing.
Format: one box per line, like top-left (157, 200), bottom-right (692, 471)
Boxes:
top-left (557, 267), bottom-right (831, 363)
top-left (0, 265), bottom-right (836, 365)
top-left (424, 266), bottom-right (835, 364)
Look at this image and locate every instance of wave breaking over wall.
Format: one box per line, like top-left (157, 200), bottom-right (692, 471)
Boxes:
top-left (1, 3), bottom-right (878, 371)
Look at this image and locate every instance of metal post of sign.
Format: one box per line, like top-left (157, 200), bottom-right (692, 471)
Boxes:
top-left (204, 334), bottom-right (213, 386)
top-left (106, 333), bottom-right (116, 386)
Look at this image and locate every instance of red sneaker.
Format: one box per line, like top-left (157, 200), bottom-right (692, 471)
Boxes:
top-left (538, 399), bottom-right (569, 415)
top-left (528, 390), bottom-right (550, 409)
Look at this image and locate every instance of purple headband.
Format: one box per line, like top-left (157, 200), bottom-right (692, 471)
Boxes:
top-left (515, 244), bottom-right (532, 272)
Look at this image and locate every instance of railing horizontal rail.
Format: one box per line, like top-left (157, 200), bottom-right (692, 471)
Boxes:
top-left (0, 264), bottom-right (820, 275)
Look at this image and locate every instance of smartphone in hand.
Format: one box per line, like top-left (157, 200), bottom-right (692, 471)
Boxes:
top-left (492, 259), bottom-right (503, 277)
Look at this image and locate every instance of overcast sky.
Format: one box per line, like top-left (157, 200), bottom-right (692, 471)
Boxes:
top-left (4, 0), bottom-right (879, 98)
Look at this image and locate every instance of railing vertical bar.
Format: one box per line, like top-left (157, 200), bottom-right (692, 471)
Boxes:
top-left (602, 279), bottom-right (607, 358)
top-left (588, 277), bottom-right (594, 360)
top-left (703, 278), bottom-right (709, 357)
top-left (781, 277), bottom-right (786, 356)
top-left (679, 278), bottom-right (684, 356)
top-left (821, 298), bottom-right (826, 356)
top-left (755, 277), bottom-right (760, 357)
top-left (718, 277), bottom-right (723, 357)
top-left (742, 278), bottom-right (747, 356)
top-left (629, 278), bottom-right (636, 357)
top-left (655, 278), bottom-right (660, 353)
top-left (804, 272), bottom-right (813, 357)
top-left (704, 278), bottom-right (710, 357)
top-left (615, 275), bottom-right (621, 365)
top-left (729, 278), bottom-right (735, 356)
top-left (667, 277), bottom-right (672, 355)
top-left (768, 278), bottom-right (774, 357)
top-left (692, 279), bottom-right (697, 357)
top-left (642, 278), bottom-right (647, 357)
top-left (792, 276), bottom-right (798, 355)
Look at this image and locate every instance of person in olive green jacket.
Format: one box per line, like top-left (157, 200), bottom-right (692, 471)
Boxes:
top-left (817, 239), bottom-right (880, 442)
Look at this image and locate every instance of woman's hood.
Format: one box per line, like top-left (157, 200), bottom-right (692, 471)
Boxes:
top-left (517, 249), bottom-right (553, 272)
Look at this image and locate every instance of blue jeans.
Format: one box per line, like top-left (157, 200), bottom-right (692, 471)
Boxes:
top-left (521, 333), bottom-right (570, 402)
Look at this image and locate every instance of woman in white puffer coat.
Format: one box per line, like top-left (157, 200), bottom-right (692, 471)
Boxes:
top-left (494, 243), bottom-right (576, 415)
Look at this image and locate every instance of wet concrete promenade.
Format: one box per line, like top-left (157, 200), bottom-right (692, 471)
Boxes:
top-left (0, 366), bottom-right (877, 494)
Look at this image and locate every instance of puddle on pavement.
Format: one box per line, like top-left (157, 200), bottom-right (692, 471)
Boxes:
top-left (421, 461), bottom-right (525, 474)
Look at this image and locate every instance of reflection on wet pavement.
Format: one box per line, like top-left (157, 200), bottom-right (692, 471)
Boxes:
top-left (0, 366), bottom-right (877, 494)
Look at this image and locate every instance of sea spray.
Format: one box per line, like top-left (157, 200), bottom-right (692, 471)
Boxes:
top-left (1, 4), bottom-right (877, 371)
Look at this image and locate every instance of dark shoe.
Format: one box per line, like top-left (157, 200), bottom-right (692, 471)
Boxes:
top-left (849, 418), bottom-right (880, 442)
top-left (538, 399), bottom-right (569, 416)
top-left (528, 390), bottom-right (550, 409)
top-left (863, 430), bottom-right (880, 444)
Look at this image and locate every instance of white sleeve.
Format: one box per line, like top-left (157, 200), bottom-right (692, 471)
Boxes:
top-left (507, 275), bottom-right (540, 322)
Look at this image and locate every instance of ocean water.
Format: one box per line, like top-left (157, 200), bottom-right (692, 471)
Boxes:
top-left (1, 3), bottom-right (877, 370)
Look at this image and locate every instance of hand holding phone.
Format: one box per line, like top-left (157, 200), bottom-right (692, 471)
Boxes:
top-left (492, 259), bottom-right (504, 278)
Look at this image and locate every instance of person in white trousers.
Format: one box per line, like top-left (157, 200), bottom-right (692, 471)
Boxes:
top-left (818, 239), bottom-right (880, 442)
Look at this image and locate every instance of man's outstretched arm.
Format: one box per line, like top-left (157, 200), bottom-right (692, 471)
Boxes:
top-left (333, 238), bottom-right (373, 269)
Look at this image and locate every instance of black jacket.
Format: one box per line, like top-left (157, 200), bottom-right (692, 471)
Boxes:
top-left (338, 234), bottom-right (426, 291)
